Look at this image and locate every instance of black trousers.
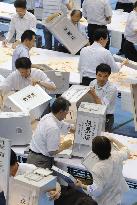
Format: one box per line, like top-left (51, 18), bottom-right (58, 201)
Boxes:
top-left (115, 2), bottom-right (133, 53)
top-left (81, 77), bottom-right (96, 86)
top-left (0, 192), bottom-right (6, 205)
top-left (87, 24), bottom-right (110, 50)
top-left (115, 2), bottom-right (133, 13)
top-left (105, 114), bottom-right (114, 132)
top-left (123, 40), bottom-right (137, 62)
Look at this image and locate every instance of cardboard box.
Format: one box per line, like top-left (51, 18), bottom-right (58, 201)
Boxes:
top-left (72, 102), bottom-right (107, 158)
top-left (5, 85), bottom-right (52, 120)
top-left (0, 112), bottom-right (32, 145)
top-left (62, 85), bottom-right (94, 123)
top-left (43, 14), bottom-right (88, 54)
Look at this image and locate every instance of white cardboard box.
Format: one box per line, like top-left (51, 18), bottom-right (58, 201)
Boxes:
top-left (121, 89), bottom-right (133, 113)
top-left (5, 85), bottom-right (52, 120)
top-left (72, 102), bottom-right (107, 158)
top-left (62, 85), bottom-right (94, 123)
top-left (10, 173), bottom-right (56, 205)
top-left (43, 14), bottom-right (88, 54)
top-left (0, 112), bottom-right (32, 145)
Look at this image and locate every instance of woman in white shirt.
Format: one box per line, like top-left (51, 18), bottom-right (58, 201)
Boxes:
top-left (75, 135), bottom-right (130, 205)
top-left (123, 1), bottom-right (137, 62)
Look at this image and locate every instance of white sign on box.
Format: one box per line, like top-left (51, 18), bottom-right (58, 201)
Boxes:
top-left (43, 14), bottom-right (88, 54)
top-left (62, 85), bottom-right (94, 123)
top-left (72, 102), bottom-right (106, 158)
top-left (0, 112), bottom-right (32, 146)
top-left (5, 85), bottom-right (52, 120)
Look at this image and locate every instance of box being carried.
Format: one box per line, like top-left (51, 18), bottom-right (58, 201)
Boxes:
top-left (43, 14), bottom-right (88, 54)
top-left (62, 85), bottom-right (94, 123)
top-left (5, 85), bottom-right (52, 120)
top-left (72, 102), bottom-right (107, 158)
top-left (0, 112), bottom-right (32, 145)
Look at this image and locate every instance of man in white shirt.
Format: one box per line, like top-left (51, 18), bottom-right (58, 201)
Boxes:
top-left (75, 135), bottom-right (130, 205)
top-left (42, 0), bottom-right (73, 50)
top-left (0, 57), bottom-right (56, 95)
top-left (12, 30), bottom-right (35, 71)
top-left (79, 28), bottom-right (120, 86)
top-left (82, 0), bottom-right (112, 48)
top-left (2, 0), bottom-right (36, 47)
top-left (123, 1), bottom-right (137, 62)
top-left (89, 64), bottom-right (117, 132)
top-left (27, 97), bottom-right (74, 169)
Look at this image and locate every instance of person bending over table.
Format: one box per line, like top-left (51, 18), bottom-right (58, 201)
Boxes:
top-left (89, 63), bottom-right (117, 132)
top-left (2, 0), bottom-right (36, 48)
top-left (75, 135), bottom-right (130, 205)
top-left (0, 57), bottom-right (56, 97)
top-left (27, 97), bottom-right (75, 169)
top-left (123, 1), bottom-right (137, 62)
top-left (78, 28), bottom-right (122, 86)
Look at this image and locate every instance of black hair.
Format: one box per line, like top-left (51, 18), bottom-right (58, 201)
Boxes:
top-left (96, 63), bottom-right (111, 75)
top-left (21, 30), bottom-right (35, 42)
top-left (51, 97), bottom-right (71, 114)
top-left (75, 197), bottom-right (98, 205)
top-left (71, 10), bottom-right (82, 18)
top-left (93, 28), bottom-right (108, 41)
top-left (134, 1), bottom-right (137, 8)
top-left (92, 136), bottom-right (111, 160)
top-left (14, 0), bottom-right (26, 9)
top-left (15, 57), bottom-right (31, 69)
top-left (10, 149), bottom-right (18, 166)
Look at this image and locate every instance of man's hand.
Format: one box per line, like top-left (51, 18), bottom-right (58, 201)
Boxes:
top-left (31, 79), bottom-right (40, 86)
top-left (61, 139), bottom-right (72, 150)
top-left (46, 13), bottom-right (61, 23)
top-left (89, 87), bottom-right (96, 97)
top-left (48, 190), bottom-right (61, 200)
top-left (12, 40), bottom-right (20, 49)
top-left (2, 39), bottom-right (8, 47)
top-left (75, 179), bottom-right (83, 188)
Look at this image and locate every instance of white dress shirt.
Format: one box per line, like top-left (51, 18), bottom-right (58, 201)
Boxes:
top-left (12, 44), bottom-right (30, 71)
top-left (0, 68), bottom-right (55, 94)
top-left (78, 42), bottom-right (120, 78)
top-left (89, 80), bottom-right (117, 114)
top-left (30, 112), bottom-right (72, 156)
top-left (87, 148), bottom-right (129, 205)
top-left (82, 0), bottom-right (112, 25)
top-left (42, 0), bottom-right (69, 19)
top-left (6, 11), bottom-right (36, 42)
top-left (124, 10), bottom-right (137, 44)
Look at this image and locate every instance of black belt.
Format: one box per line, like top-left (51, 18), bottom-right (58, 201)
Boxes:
top-left (106, 114), bottom-right (114, 117)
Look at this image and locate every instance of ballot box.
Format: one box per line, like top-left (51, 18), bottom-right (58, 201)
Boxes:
top-left (9, 168), bottom-right (56, 205)
top-left (72, 102), bottom-right (107, 158)
top-left (43, 14), bottom-right (88, 54)
top-left (62, 85), bottom-right (94, 123)
top-left (5, 85), bottom-right (52, 120)
top-left (0, 112), bottom-right (32, 145)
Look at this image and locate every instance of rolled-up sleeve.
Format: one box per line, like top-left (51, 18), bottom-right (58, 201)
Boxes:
top-left (6, 18), bottom-right (16, 42)
top-left (36, 70), bottom-right (56, 87)
top-left (106, 51), bottom-right (120, 73)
